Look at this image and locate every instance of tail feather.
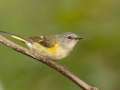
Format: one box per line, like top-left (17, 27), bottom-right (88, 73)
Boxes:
top-left (0, 31), bottom-right (26, 43)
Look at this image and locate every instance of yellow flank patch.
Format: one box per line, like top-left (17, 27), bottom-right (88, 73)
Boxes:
top-left (29, 42), bottom-right (60, 57)
top-left (47, 43), bottom-right (59, 55)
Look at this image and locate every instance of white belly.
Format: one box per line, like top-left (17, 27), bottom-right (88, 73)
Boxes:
top-left (27, 42), bottom-right (69, 60)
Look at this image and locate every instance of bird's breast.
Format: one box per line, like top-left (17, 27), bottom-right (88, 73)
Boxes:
top-left (27, 42), bottom-right (69, 60)
top-left (47, 43), bottom-right (68, 60)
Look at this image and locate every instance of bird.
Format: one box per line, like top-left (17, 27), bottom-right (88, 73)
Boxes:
top-left (0, 31), bottom-right (83, 60)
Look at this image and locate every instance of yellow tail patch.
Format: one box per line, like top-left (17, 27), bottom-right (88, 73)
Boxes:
top-left (11, 35), bottom-right (26, 43)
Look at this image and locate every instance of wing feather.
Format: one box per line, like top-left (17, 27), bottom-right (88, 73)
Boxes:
top-left (27, 36), bottom-right (56, 48)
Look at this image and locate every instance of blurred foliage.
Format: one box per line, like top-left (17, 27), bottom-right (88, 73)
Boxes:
top-left (0, 0), bottom-right (119, 90)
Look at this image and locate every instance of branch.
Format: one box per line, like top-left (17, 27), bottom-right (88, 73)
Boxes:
top-left (0, 35), bottom-right (99, 90)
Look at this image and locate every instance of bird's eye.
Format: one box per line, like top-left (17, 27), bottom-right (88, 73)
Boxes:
top-left (67, 36), bottom-right (73, 39)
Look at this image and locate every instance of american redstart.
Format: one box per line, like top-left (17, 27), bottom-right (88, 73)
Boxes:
top-left (0, 31), bottom-right (83, 60)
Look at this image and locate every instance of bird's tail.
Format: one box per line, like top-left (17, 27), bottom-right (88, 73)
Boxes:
top-left (0, 31), bottom-right (27, 43)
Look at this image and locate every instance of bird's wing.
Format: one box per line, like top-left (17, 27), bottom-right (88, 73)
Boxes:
top-left (27, 35), bottom-right (56, 48)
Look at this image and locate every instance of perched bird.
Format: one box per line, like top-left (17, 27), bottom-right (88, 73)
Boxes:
top-left (0, 31), bottom-right (83, 60)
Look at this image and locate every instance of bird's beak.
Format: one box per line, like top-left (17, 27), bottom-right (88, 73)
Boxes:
top-left (75, 37), bottom-right (83, 40)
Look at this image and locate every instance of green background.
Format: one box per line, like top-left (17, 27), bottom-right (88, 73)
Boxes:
top-left (0, 0), bottom-right (119, 90)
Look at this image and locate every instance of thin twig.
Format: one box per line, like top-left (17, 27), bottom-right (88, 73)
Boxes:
top-left (0, 35), bottom-right (99, 90)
